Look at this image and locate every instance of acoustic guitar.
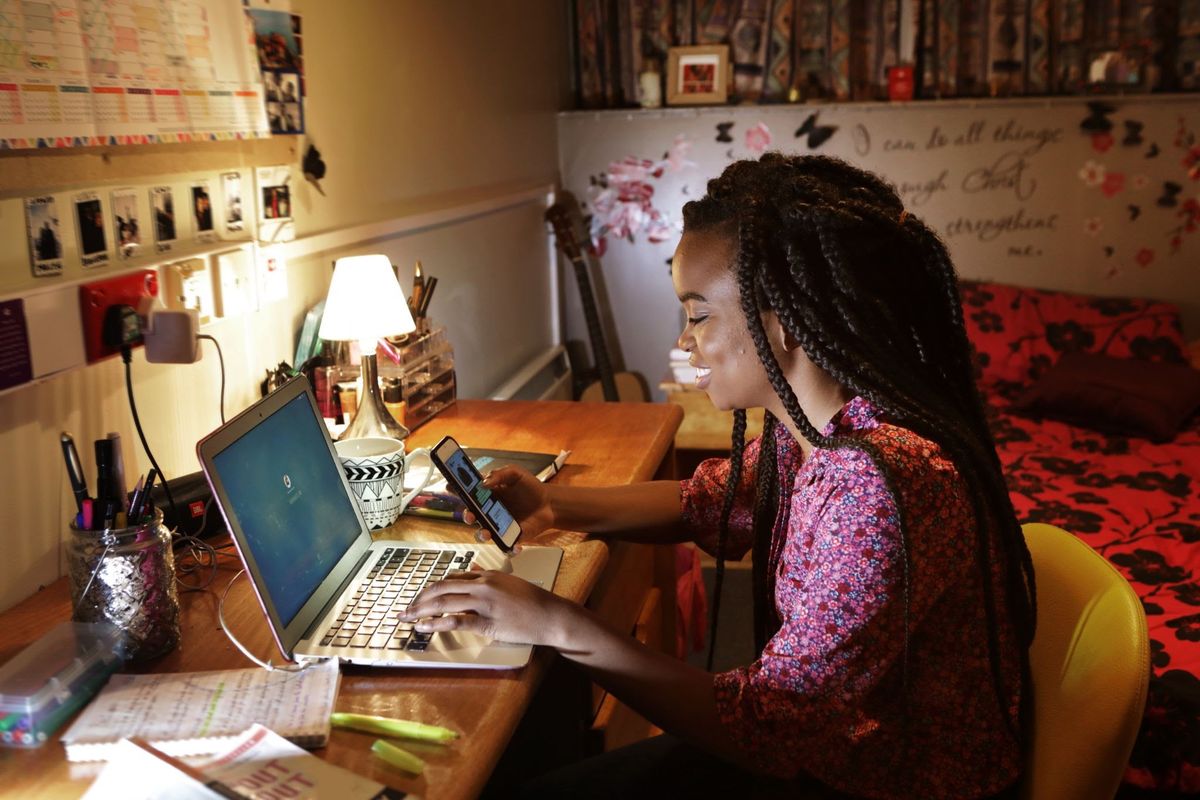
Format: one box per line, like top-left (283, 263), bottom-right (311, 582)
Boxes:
top-left (545, 202), bottom-right (648, 402)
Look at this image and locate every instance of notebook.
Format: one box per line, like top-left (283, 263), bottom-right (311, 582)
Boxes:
top-left (197, 375), bottom-right (562, 669)
top-left (61, 658), bottom-right (339, 762)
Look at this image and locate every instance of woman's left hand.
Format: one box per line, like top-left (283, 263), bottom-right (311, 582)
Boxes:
top-left (398, 570), bottom-right (571, 647)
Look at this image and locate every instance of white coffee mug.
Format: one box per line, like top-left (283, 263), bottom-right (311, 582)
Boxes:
top-left (335, 437), bottom-right (437, 530)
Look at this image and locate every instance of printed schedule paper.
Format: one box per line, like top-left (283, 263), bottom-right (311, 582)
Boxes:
top-left (61, 658), bottom-right (339, 761)
top-left (0, 0), bottom-right (269, 149)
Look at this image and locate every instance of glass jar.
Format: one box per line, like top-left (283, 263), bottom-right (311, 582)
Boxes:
top-left (66, 510), bottom-right (180, 662)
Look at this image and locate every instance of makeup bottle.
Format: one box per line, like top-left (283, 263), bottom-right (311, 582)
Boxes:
top-left (383, 377), bottom-right (406, 428)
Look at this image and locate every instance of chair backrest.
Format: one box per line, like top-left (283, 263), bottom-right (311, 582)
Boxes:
top-left (1021, 523), bottom-right (1149, 800)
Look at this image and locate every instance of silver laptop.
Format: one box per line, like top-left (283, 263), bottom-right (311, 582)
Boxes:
top-left (197, 376), bottom-right (562, 669)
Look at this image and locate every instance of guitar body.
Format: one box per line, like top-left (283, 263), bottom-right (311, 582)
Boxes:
top-left (579, 372), bottom-right (650, 403)
top-left (546, 201), bottom-right (650, 403)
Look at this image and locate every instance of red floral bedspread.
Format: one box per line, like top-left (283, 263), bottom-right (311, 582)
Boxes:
top-left (961, 281), bottom-right (1200, 795)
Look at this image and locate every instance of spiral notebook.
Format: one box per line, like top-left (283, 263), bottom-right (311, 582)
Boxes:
top-left (61, 658), bottom-right (339, 762)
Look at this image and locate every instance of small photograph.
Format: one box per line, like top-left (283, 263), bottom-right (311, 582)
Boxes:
top-left (111, 187), bottom-right (141, 259)
top-left (74, 191), bottom-right (109, 269)
top-left (151, 185), bottom-right (177, 249)
top-left (263, 70), bottom-right (280, 102)
top-left (24, 195), bottom-right (63, 277)
top-left (666, 45), bottom-right (730, 105)
top-left (248, 8), bottom-right (302, 71)
top-left (221, 171), bottom-right (245, 233)
top-left (256, 164), bottom-right (294, 244)
top-left (279, 72), bottom-right (299, 104)
top-left (266, 101), bottom-right (284, 133)
top-left (192, 182), bottom-right (215, 243)
top-left (282, 102), bottom-right (302, 133)
top-left (262, 183), bottom-right (291, 220)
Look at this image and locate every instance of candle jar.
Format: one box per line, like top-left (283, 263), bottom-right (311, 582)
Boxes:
top-left (66, 510), bottom-right (180, 662)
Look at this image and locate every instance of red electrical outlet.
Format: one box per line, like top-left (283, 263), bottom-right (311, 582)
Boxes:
top-left (79, 270), bottom-right (159, 363)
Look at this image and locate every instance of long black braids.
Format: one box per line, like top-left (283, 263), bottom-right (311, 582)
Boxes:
top-left (686, 153), bottom-right (1036, 744)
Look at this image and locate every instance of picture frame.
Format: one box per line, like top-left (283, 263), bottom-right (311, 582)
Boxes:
top-left (666, 45), bottom-right (730, 106)
top-left (1085, 47), bottom-right (1148, 92)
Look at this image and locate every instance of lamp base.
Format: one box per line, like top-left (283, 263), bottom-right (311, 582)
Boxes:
top-left (338, 353), bottom-right (410, 441)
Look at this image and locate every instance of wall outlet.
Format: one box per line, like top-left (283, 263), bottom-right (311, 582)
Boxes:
top-left (163, 257), bottom-right (214, 324)
top-left (79, 270), bottom-right (159, 363)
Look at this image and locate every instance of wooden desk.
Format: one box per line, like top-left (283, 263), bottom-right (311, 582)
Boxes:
top-left (0, 399), bottom-right (682, 799)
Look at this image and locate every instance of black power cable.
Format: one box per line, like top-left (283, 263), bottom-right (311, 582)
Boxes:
top-left (197, 334), bottom-right (226, 424)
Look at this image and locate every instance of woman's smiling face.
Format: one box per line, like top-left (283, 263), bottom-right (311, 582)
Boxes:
top-left (672, 229), bottom-right (774, 411)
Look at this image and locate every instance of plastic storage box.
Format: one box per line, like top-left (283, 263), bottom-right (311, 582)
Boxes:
top-left (0, 621), bottom-right (124, 748)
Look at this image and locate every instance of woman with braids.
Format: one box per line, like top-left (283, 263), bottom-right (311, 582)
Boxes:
top-left (402, 153), bottom-right (1037, 799)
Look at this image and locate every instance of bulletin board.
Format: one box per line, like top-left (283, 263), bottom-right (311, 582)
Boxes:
top-left (0, 0), bottom-right (268, 149)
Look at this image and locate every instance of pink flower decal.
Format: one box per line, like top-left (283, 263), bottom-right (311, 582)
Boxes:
top-left (1091, 132), bottom-right (1114, 153)
top-left (1079, 160), bottom-right (1106, 187)
top-left (587, 138), bottom-right (694, 251)
top-left (1083, 217), bottom-right (1103, 237)
top-left (1184, 145), bottom-right (1200, 181)
top-left (1135, 247), bottom-right (1155, 268)
top-left (745, 121), bottom-right (772, 154)
top-left (1100, 172), bottom-right (1126, 198)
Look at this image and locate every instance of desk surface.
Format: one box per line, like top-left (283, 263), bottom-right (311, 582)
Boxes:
top-left (0, 399), bottom-right (682, 799)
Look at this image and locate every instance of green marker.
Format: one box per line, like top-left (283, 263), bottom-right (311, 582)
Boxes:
top-left (371, 739), bottom-right (426, 774)
top-left (0, 714), bottom-right (22, 733)
top-left (331, 712), bottom-right (458, 743)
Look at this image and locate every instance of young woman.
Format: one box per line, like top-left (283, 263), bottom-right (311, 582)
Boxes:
top-left (402, 154), bottom-right (1036, 799)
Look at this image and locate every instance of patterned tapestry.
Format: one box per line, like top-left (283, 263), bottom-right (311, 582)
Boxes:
top-left (572, 0), bottom-right (1200, 107)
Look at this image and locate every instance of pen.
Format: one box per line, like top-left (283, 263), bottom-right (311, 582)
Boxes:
top-left (60, 433), bottom-right (89, 514)
top-left (81, 498), bottom-right (94, 530)
top-left (417, 275), bottom-right (437, 318)
top-left (410, 260), bottom-right (424, 317)
top-left (134, 468), bottom-right (158, 521)
top-left (127, 474), bottom-right (145, 520)
top-left (94, 438), bottom-right (115, 511)
top-left (107, 432), bottom-right (128, 510)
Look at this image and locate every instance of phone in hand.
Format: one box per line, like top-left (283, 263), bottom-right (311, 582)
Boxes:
top-left (431, 435), bottom-right (522, 553)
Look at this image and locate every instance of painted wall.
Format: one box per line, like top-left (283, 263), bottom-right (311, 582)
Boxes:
top-left (557, 97), bottom-right (1200, 401)
top-left (0, 1), bottom-right (569, 612)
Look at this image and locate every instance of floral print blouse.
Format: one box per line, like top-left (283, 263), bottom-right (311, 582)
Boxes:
top-left (680, 397), bottom-right (1023, 800)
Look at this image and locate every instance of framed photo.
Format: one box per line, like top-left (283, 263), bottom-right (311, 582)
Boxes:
top-left (191, 181), bottom-right (216, 243)
top-left (256, 164), bottom-right (294, 244)
top-left (150, 185), bottom-right (177, 252)
top-left (666, 45), bottom-right (730, 106)
top-left (111, 187), bottom-right (142, 259)
top-left (221, 171), bottom-right (245, 234)
top-left (24, 195), bottom-right (62, 277)
top-left (74, 191), bottom-right (109, 269)
top-left (1086, 47), bottom-right (1148, 91)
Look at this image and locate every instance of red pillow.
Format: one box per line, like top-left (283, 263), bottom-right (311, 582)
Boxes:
top-left (1014, 352), bottom-right (1200, 442)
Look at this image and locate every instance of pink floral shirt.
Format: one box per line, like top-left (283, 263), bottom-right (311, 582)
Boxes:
top-left (681, 397), bottom-right (1022, 800)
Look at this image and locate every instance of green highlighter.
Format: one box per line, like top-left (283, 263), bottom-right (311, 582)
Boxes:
top-left (330, 712), bottom-right (458, 743)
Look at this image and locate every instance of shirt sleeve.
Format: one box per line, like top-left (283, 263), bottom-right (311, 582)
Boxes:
top-left (711, 445), bottom-right (959, 778)
top-left (679, 435), bottom-right (762, 561)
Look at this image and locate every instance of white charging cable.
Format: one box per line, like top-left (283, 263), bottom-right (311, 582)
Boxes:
top-left (218, 569), bottom-right (329, 672)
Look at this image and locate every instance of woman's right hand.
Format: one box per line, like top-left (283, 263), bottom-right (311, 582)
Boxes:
top-left (464, 466), bottom-right (557, 542)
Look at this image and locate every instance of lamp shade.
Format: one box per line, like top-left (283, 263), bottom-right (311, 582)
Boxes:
top-left (318, 254), bottom-right (416, 342)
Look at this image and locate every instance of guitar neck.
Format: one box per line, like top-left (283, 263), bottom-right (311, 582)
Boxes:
top-left (567, 253), bottom-right (618, 402)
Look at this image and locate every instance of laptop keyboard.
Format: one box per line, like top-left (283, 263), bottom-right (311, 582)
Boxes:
top-left (319, 547), bottom-right (475, 652)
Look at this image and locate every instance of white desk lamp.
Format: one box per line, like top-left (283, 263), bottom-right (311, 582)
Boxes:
top-left (318, 254), bottom-right (415, 441)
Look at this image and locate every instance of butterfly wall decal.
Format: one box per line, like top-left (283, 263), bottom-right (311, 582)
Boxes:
top-left (1103, 246), bottom-right (1115, 257)
top-left (1080, 101), bottom-right (1116, 133)
top-left (1145, 143), bottom-right (1159, 158)
top-left (1157, 182), bottom-right (1182, 207)
top-left (1128, 204), bottom-right (1141, 221)
top-left (795, 112), bottom-right (837, 148)
top-left (715, 122), bottom-right (734, 143)
top-left (1122, 120), bottom-right (1144, 146)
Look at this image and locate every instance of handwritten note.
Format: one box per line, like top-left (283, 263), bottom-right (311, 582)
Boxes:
top-left (61, 659), bottom-right (340, 761)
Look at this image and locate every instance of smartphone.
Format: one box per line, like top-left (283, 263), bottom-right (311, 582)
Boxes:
top-left (431, 435), bottom-right (522, 552)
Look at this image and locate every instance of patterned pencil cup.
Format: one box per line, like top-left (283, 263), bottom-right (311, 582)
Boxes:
top-left (66, 509), bottom-right (180, 662)
top-left (335, 437), bottom-right (436, 530)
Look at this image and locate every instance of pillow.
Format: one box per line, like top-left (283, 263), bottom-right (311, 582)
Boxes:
top-left (1013, 352), bottom-right (1200, 442)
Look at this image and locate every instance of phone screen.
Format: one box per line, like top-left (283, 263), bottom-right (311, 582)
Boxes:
top-left (433, 436), bottom-right (521, 551)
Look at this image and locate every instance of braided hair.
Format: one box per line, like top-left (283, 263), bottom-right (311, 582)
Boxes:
top-left (684, 153), bottom-right (1036, 742)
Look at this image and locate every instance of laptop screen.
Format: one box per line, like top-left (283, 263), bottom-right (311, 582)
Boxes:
top-left (212, 391), bottom-right (362, 626)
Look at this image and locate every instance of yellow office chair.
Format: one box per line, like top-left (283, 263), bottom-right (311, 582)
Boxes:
top-left (1021, 523), bottom-right (1150, 800)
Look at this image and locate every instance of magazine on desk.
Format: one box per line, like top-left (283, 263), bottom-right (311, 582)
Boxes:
top-left (81, 724), bottom-right (410, 799)
top-left (403, 447), bottom-right (569, 522)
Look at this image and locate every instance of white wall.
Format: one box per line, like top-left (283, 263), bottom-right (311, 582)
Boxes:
top-left (0, 1), bottom-right (569, 612)
top-left (557, 97), bottom-right (1200, 400)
